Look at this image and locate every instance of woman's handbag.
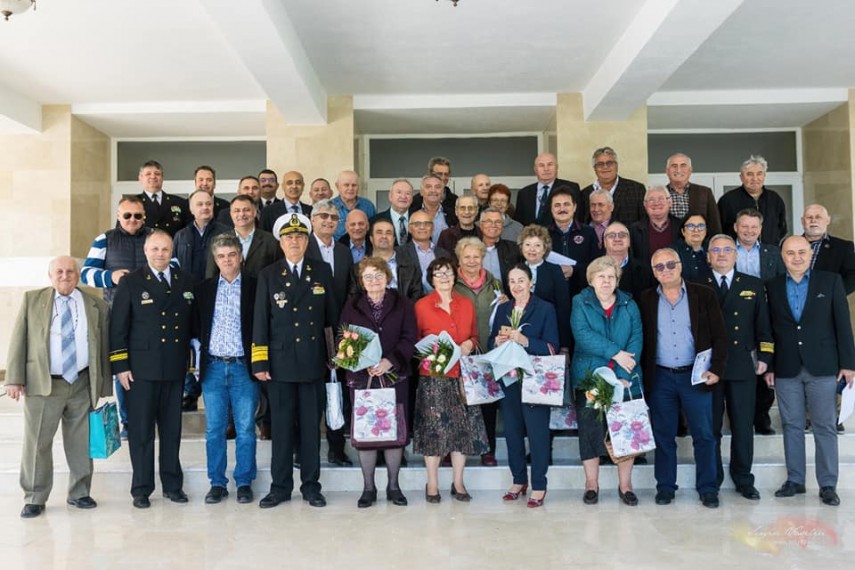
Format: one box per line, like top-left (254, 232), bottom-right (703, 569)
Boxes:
top-left (459, 354), bottom-right (504, 405)
top-left (351, 376), bottom-right (406, 447)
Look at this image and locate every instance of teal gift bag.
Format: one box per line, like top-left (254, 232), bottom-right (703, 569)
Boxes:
top-left (89, 402), bottom-right (121, 459)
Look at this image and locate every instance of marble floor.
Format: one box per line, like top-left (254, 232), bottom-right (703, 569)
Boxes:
top-left (1, 472), bottom-right (853, 570)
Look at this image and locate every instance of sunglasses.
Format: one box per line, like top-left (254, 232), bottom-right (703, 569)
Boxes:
top-left (121, 213), bottom-right (144, 220)
top-left (652, 260), bottom-right (681, 272)
top-left (313, 212), bottom-right (340, 222)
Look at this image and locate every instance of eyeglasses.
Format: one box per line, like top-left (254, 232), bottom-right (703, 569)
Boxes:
top-left (121, 213), bottom-right (144, 220)
top-left (710, 246), bottom-right (736, 254)
top-left (362, 273), bottom-right (386, 282)
top-left (433, 270), bottom-right (454, 279)
top-left (258, 177), bottom-right (277, 183)
top-left (481, 219), bottom-right (503, 226)
top-left (684, 223), bottom-right (706, 231)
top-left (645, 197), bottom-right (670, 204)
top-left (410, 221), bottom-right (433, 228)
top-left (594, 160), bottom-right (616, 169)
top-left (652, 260), bottom-right (681, 272)
top-left (313, 212), bottom-right (340, 221)
top-left (458, 206), bottom-right (478, 212)
top-left (604, 231), bottom-right (628, 239)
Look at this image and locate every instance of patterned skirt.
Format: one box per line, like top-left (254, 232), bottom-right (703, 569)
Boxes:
top-left (413, 375), bottom-right (489, 457)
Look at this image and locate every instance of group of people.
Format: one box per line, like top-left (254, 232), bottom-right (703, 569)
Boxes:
top-left (4, 148), bottom-right (854, 519)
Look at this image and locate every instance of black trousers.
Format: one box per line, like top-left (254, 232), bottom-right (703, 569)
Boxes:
top-left (268, 381), bottom-right (322, 497)
top-left (712, 379), bottom-right (756, 488)
top-left (125, 379), bottom-right (183, 498)
top-left (754, 374), bottom-right (776, 430)
top-left (482, 401), bottom-right (498, 454)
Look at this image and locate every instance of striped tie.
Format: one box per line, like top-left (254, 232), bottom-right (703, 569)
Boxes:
top-left (59, 296), bottom-right (78, 383)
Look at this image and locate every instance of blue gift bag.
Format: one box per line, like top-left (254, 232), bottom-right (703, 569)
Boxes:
top-left (89, 402), bottom-right (121, 459)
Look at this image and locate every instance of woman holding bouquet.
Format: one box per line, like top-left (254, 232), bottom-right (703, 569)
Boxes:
top-left (488, 263), bottom-right (559, 508)
top-left (453, 237), bottom-right (506, 467)
top-left (414, 256), bottom-right (488, 503)
top-left (570, 256), bottom-right (643, 506)
top-left (339, 257), bottom-right (417, 508)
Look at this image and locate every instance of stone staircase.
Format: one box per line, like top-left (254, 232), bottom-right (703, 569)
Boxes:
top-left (1, 390), bottom-right (853, 493)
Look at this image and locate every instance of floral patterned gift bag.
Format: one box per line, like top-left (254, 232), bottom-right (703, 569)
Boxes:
top-left (605, 398), bottom-right (656, 460)
top-left (549, 405), bottom-right (577, 430)
top-left (521, 354), bottom-right (566, 406)
top-left (459, 355), bottom-right (504, 405)
top-left (351, 378), bottom-right (398, 444)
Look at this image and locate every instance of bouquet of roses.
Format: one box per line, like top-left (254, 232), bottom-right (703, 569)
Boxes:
top-left (415, 331), bottom-right (462, 378)
top-left (332, 324), bottom-right (382, 372)
top-left (577, 367), bottom-right (617, 421)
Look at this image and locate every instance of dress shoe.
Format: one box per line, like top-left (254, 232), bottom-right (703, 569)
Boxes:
top-left (236, 486), bottom-right (253, 504)
top-left (804, 419), bottom-right (812, 432)
top-left (401, 452), bottom-right (408, 467)
top-left (754, 426), bottom-right (776, 436)
top-left (425, 485), bottom-right (441, 504)
top-left (655, 491), bottom-right (675, 505)
top-left (225, 422), bottom-right (237, 440)
top-left (303, 492), bottom-right (327, 508)
top-left (619, 488), bottom-right (639, 507)
top-left (502, 483), bottom-right (528, 501)
top-left (163, 489), bottom-right (189, 503)
top-left (451, 483), bottom-right (472, 502)
top-left (819, 486), bottom-right (840, 506)
top-left (386, 487), bottom-right (408, 506)
top-left (205, 486), bottom-right (229, 504)
top-left (181, 395), bottom-right (198, 412)
top-left (774, 481), bottom-right (806, 497)
top-left (258, 424), bottom-right (271, 440)
top-left (132, 496), bottom-right (151, 509)
top-left (583, 489), bottom-right (599, 505)
top-left (440, 454), bottom-right (452, 467)
top-left (736, 485), bottom-right (761, 500)
top-left (701, 493), bottom-right (720, 508)
top-left (357, 489), bottom-right (377, 508)
top-left (527, 490), bottom-right (547, 508)
top-left (328, 451), bottom-right (353, 467)
top-left (837, 423), bottom-right (845, 433)
top-left (67, 496), bottom-right (97, 509)
top-left (20, 504), bottom-right (44, 518)
top-left (259, 493), bottom-right (290, 508)
top-left (480, 453), bottom-right (498, 467)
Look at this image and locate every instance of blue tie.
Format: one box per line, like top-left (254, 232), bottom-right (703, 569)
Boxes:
top-left (537, 185), bottom-right (550, 218)
top-left (59, 296), bottom-right (78, 383)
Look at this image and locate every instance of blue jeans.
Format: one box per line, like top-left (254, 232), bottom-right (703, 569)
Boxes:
top-left (201, 358), bottom-right (260, 488)
top-left (649, 367), bottom-right (717, 495)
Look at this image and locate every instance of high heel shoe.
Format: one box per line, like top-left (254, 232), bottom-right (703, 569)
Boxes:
top-left (386, 487), bottom-right (408, 506)
top-left (450, 483), bottom-right (472, 502)
top-left (357, 489), bottom-right (377, 508)
top-left (425, 485), bottom-right (441, 504)
top-left (619, 487), bottom-right (639, 507)
top-left (502, 483), bottom-right (528, 501)
top-left (527, 490), bottom-right (547, 508)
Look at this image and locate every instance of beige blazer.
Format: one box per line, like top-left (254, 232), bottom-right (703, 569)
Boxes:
top-left (5, 287), bottom-right (112, 407)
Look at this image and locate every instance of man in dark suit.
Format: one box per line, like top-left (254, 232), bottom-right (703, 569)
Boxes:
top-left (705, 234), bottom-right (773, 500)
top-left (411, 157), bottom-right (458, 220)
top-left (194, 233), bottom-right (259, 505)
top-left (206, 195), bottom-right (281, 280)
top-left (252, 213), bottom-right (339, 508)
top-left (368, 218), bottom-right (423, 300)
top-left (137, 160), bottom-right (191, 237)
top-left (397, 209), bottom-right (450, 295)
top-left (664, 153), bottom-right (722, 234)
top-left (257, 169), bottom-right (282, 211)
top-left (372, 178), bottom-right (413, 247)
top-left (602, 221), bottom-right (653, 304)
top-left (718, 155), bottom-right (788, 246)
top-left (260, 170), bottom-right (313, 233)
top-left (5, 256), bottom-right (112, 518)
top-left (581, 147), bottom-right (646, 226)
top-left (409, 173), bottom-right (457, 243)
top-left (110, 230), bottom-right (196, 508)
top-left (546, 188), bottom-right (599, 299)
top-left (339, 209), bottom-right (372, 263)
top-left (629, 186), bottom-right (682, 264)
top-left (764, 236), bottom-right (855, 506)
top-left (194, 165), bottom-right (230, 219)
top-left (481, 208), bottom-right (523, 294)
top-left (514, 152), bottom-right (582, 227)
top-left (306, 199), bottom-right (353, 466)
top-left (639, 247), bottom-right (728, 508)
top-left (803, 204), bottom-right (855, 295)
top-left (216, 176), bottom-right (263, 228)
top-left (732, 207), bottom-right (785, 434)
top-left (437, 195), bottom-right (482, 255)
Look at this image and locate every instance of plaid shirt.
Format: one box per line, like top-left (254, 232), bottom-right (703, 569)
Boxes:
top-left (209, 275), bottom-right (244, 357)
top-left (668, 184), bottom-right (691, 220)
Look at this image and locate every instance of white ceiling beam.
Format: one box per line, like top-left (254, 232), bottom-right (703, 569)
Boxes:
top-left (0, 83), bottom-right (41, 134)
top-left (198, 0), bottom-right (327, 125)
top-left (354, 93), bottom-right (557, 110)
top-left (584, 0), bottom-right (744, 121)
top-left (648, 88), bottom-right (849, 107)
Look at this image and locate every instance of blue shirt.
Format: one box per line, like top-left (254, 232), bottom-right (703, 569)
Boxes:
top-left (415, 243), bottom-right (437, 292)
top-left (655, 282), bottom-right (695, 367)
top-left (349, 241), bottom-right (367, 264)
top-left (785, 271), bottom-right (810, 322)
top-left (736, 241), bottom-right (761, 278)
top-left (330, 196), bottom-right (376, 240)
top-left (209, 274), bottom-right (244, 357)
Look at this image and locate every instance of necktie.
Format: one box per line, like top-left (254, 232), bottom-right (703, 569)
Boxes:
top-left (292, 264), bottom-right (299, 279)
top-left (159, 271), bottom-right (170, 291)
top-left (399, 217), bottom-right (408, 244)
top-left (154, 193), bottom-right (161, 206)
top-left (720, 275), bottom-right (729, 296)
top-left (59, 296), bottom-right (78, 384)
top-left (538, 185), bottom-right (549, 217)
top-left (291, 205), bottom-right (299, 213)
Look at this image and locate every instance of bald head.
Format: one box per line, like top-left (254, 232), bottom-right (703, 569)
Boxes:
top-left (781, 235), bottom-right (812, 279)
top-left (49, 256), bottom-right (81, 296)
top-left (534, 153), bottom-right (558, 185)
top-left (345, 209), bottom-right (369, 244)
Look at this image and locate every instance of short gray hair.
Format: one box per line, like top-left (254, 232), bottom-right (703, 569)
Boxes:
top-left (479, 207), bottom-right (503, 221)
top-left (644, 185), bottom-right (670, 202)
top-left (312, 199), bottom-right (336, 215)
top-left (666, 153), bottom-right (692, 168)
top-left (588, 188), bottom-right (613, 205)
top-left (708, 234), bottom-right (736, 248)
top-left (740, 155), bottom-right (768, 173)
top-left (210, 233), bottom-right (242, 257)
top-left (586, 255), bottom-right (622, 284)
top-left (455, 236), bottom-right (486, 260)
top-left (592, 146), bottom-right (618, 167)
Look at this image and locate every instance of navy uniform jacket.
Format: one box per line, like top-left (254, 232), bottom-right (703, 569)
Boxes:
top-left (766, 270), bottom-right (855, 378)
top-left (138, 191), bottom-right (192, 237)
top-left (703, 272), bottom-right (773, 381)
top-left (251, 259), bottom-right (339, 382)
top-left (193, 272), bottom-right (257, 379)
top-left (109, 267), bottom-right (196, 381)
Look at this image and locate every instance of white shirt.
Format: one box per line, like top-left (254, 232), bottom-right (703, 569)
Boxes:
top-left (144, 190), bottom-right (162, 204)
top-left (712, 268), bottom-right (735, 290)
top-left (390, 209), bottom-right (409, 242)
top-left (313, 234), bottom-right (336, 276)
top-left (49, 289), bottom-right (89, 376)
top-left (150, 265), bottom-right (171, 286)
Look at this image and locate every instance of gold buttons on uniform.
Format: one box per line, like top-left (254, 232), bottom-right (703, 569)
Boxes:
top-left (295, 322), bottom-right (299, 327)
top-left (734, 326), bottom-right (739, 330)
top-left (162, 325), bottom-right (166, 330)
top-left (162, 311), bottom-right (166, 316)
top-left (293, 307), bottom-right (297, 312)
top-left (161, 338), bottom-right (166, 343)
top-left (296, 338), bottom-right (301, 342)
